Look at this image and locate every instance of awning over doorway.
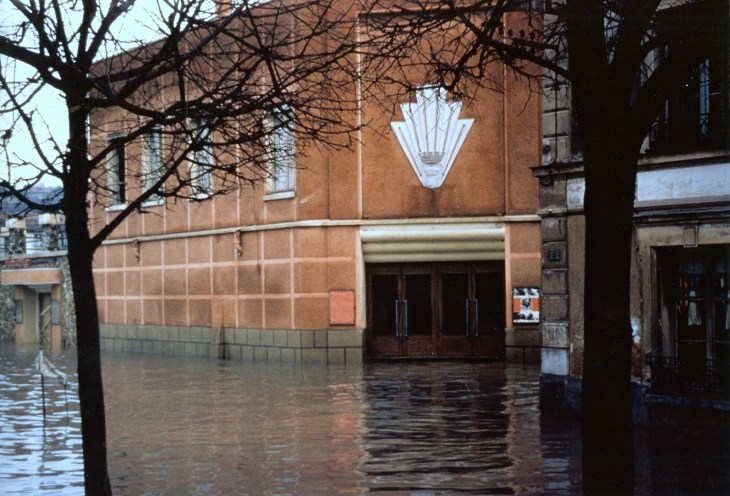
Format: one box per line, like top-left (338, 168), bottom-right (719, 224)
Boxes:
top-left (361, 223), bottom-right (505, 263)
top-left (1, 268), bottom-right (62, 287)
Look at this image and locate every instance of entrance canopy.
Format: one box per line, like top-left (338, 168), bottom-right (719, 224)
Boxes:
top-left (1, 268), bottom-right (62, 288)
top-left (361, 223), bottom-right (505, 263)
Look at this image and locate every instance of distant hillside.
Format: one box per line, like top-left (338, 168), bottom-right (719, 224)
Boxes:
top-left (0, 186), bottom-right (63, 215)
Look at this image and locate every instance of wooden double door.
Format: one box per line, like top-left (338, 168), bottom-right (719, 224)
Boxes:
top-left (366, 262), bottom-right (505, 358)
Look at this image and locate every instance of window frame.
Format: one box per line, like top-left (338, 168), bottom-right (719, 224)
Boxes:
top-left (143, 128), bottom-right (164, 193)
top-left (189, 119), bottom-right (214, 198)
top-left (106, 135), bottom-right (126, 207)
top-left (265, 106), bottom-right (295, 197)
top-left (646, 11), bottom-right (728, 156)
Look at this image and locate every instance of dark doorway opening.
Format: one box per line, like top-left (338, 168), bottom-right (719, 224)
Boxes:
top-left (366, 262), bottom-right (505, 358)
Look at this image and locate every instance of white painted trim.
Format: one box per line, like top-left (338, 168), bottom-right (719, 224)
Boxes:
top-left (636, 162), bottom-right (730, 202)
top-left (100, 215), bottom-right (538, 245)
top-left (263, 190), bottom-right (295, 201)
top-left (142, 198), bottom-right (164, 207)
top-left (0, 250), bottom-right (68, 262)
top-left (188, 192), bottom-right (212, 202)
top-left (105, 203), bottom-right (127, 212)
top-left (565, 161), bottom-right (730, 208)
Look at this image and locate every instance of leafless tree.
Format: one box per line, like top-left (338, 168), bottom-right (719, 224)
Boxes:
top-left (364, 0), bottom-right (727, 493)
top-left (0, 0), bottom-right (393, 492)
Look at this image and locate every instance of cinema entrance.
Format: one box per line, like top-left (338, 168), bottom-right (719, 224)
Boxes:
top-left (366, 262), bottom-right (505, 358)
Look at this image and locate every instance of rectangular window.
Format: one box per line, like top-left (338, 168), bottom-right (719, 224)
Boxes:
top-left (647, 20), bottom-right (728, 155)
top-left (143, 129), bottom-right (163, 190)
top-left (266, 107), bottom-right (295, 194)
top-left (190, 120), bottom-right (213, 196)
top-left (107, 136), bottom-right (125, 205)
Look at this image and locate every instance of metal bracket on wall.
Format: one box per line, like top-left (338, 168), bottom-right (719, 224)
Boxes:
top-left (234, 229), bottom-right (243, 257)
top-left (132, 238), bottom-right (140, 261)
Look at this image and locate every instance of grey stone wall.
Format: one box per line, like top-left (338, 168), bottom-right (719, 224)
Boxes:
top-left (0, 278), bottom-right (14, 341)
top-left (6, 229), bottom-right (26, 255)
top-left (100, 324), bottom-right (364, 366)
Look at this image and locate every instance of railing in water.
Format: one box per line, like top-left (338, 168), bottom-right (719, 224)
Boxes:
top-left (646, 355), bottom-right (729, 396)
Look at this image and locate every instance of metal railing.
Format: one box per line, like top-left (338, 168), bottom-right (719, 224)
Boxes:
top-left (0, 230), bottom-right (68, 256)
top-left (25, 231), bottom-right (68, 253)
top-left (646, 354), bottom-right (729, 396)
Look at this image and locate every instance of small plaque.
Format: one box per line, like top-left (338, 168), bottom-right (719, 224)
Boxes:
top-left (548, 249), bottom-right (561, 261)
top-left (329, 290), bottom-right (355, 326)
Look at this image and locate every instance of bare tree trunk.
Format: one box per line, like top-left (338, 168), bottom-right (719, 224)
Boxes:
top-left (65, 201), bottom-right (112, 495)
top-left (581, 144), bottom-right (637, 495)
top-left (63, 95), bottom-right (113, 494)
top-left (564, 3), bottom-right (639, 491)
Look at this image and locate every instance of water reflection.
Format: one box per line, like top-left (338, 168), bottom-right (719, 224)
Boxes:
top-left (0, 344), bottom-right (728, 494)
top-left (0, 344), bottom-right (83, 494)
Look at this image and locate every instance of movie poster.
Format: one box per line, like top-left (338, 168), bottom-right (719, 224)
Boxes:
top-left (513, 287), bottom-right (540, 324)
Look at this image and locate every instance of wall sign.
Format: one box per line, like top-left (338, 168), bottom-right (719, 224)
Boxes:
top-left (391, 86), bottom-right (474, 189)
top-left (513, 287), bottom-right (540, 324)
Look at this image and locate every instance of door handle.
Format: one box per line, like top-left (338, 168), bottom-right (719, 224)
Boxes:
top-left (404, 300), bottom-right (409, 337)
top-left (475, 299), bottom-right (479, 337)
top-left (395, 300), bottom-right (399, 337)
top-left (466, 299), bottom-right (470, 336)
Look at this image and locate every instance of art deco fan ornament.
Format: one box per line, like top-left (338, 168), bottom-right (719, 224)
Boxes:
top-left (391, 86), bottom-right (474, 189)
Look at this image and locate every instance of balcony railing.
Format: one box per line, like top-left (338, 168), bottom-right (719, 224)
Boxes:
top-left (0, 229), bottom-right (68, 257)
top-left (25, 230), bottom-right (68, 253)
top-left (646, 355), bottom-right (729, 397)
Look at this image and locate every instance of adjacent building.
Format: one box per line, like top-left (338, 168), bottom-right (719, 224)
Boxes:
top-left (0, 210), bottom-right (74, 350)
top-left (535, 2), bottom-right (729, 407)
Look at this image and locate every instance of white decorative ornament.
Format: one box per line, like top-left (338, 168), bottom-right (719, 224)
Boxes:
top-left (391, 86), bottom-right (474, 189)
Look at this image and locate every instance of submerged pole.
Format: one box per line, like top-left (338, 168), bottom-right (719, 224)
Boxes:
top-left (41, 373), bottom-right (46, 422)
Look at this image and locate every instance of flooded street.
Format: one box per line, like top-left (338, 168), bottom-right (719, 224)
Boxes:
top-left (1, 343), bottom-right (728, 495)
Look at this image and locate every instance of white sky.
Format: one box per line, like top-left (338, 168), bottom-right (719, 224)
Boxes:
top-left (0, 0), bottom-right (216, 188)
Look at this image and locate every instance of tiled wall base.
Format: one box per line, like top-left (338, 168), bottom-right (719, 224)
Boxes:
top-left (505, 327), bottom-right (541, 364)
top-left (100, 324), bottom-right (364, 366)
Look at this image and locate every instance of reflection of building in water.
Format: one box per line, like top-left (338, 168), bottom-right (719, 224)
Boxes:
top-left (502, 370), bottom-right (546, 493)
top-left (89, 9), bottom-right (543, 364)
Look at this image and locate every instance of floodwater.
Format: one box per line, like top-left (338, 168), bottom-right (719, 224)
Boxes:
top-left (0, 344), bottom-right (728, 495)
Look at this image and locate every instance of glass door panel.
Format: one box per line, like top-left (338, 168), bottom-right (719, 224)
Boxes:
top-left (441, 273), bottom-right (469, 336)
top-left (368, 262), bottom-right (506, 358)
top-left (405, 274), bottom-right (432, 337)
top-left (474, 273), bottom-right (505, 335)
top-left (676, 272), bottom-right (707, 382)
top-left (371, 274), bottom-right (399, 337)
